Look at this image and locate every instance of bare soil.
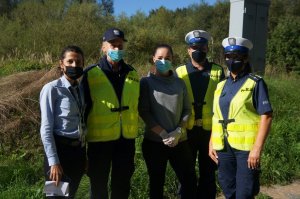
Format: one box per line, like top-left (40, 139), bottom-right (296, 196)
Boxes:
top-left (259, 180), bottom-right (300, 199)
top-left (217, 180), bottom-right (300, 199)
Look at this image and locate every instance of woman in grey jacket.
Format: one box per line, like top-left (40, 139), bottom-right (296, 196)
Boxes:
top-left (138, 44), bottom-right (197, 199)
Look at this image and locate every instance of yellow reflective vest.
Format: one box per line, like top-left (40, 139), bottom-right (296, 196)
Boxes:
top-left (86, 66), bottom-right (140, 142)
top-left (176, 63), bottom-right (223, 130)
top-left (211, 76), bottom-right (260, 151)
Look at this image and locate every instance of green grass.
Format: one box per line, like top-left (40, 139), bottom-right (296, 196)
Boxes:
top-left (0, 137), bottom-right (179, 199)
top-left (0, 154), bottom-right (44, 199)
top-left (0, 59), bottom-right (51, 77)
top-left (260, 77), bottom-right (300, 184)
top-left (0, 75), bottom-right (299, 198)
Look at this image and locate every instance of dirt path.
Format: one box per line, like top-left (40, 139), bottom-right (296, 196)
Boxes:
top-left (217, 180), bottom-right (300, 199)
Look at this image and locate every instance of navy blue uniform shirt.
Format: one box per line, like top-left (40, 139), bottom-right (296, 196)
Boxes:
top-left (219, 72), bottom-right (273, 120)
top-left (181, 60), bottom-right (225, 120)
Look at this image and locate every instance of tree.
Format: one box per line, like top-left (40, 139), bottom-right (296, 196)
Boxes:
top-left (99, 0), bottom-right (113, 16)
top-left (267, 16), bottom-right (300, 73)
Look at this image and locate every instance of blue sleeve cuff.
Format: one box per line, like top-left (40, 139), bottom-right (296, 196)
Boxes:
top-left (48, 156), bottom-right (60, 167)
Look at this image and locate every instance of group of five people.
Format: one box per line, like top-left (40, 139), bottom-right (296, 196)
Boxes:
top-left (40, 27), bottom-right (272, 199)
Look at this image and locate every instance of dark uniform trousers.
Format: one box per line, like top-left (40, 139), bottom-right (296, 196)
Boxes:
top-left (87, 137), bottom-right (135, 199)
top-left (217, 138), bottom-right (260, 199)
top-left (187, 126), bottom-right (217, 199)
top-left (142, 139), bottom-right (197, 199)
top-left (44, 135), bottom-right (86, 199)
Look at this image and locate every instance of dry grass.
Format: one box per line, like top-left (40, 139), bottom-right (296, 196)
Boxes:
top-left (0, 67), bottom-right (60, 154)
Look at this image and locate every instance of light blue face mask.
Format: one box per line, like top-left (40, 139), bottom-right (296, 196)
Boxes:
top-left (108, 49), bottom-right (124, 62)
top-left (155, 59), bottom-right (172, 74)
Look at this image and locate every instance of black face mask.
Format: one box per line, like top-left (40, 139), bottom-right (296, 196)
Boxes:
top-left (192, 50), bottom-right (207, 63)
top-left (225, 59), bottom-right (245, 73)
top-left (64, 66), bottom-right (83, 80)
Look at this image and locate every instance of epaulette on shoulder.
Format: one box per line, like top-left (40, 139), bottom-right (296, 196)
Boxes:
top-left (84, 64), bottom-right (98, 73)
top-left (248, 73), bottom-right (262, 82)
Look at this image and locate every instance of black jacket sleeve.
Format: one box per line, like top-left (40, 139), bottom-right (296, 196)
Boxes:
top-left (80, 69), bottom-right (93, 123)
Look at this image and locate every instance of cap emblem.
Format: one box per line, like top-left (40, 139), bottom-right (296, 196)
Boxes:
top-left (228, 38), bottom-right (236, 46)
top-left (113, 29), bottom-right (120, 35)
top-left (193, 31), bottom-right (201, 38)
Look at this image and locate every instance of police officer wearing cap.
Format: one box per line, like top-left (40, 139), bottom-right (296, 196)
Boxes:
top-left (81, 28), bottom-right (139, 199)
top-left (176, 30), bottom-right (224, 198)
top-left (209, 37), bottom-right (273, 199)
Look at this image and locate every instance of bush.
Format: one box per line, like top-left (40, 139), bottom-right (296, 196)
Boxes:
top-left (267, 16), bottom-right (300, 73)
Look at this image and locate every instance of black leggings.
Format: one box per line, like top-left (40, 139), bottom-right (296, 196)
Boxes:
top-left (142, 139), bottom-right (197, 199)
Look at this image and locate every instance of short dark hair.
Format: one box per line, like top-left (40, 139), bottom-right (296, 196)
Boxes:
top-left (59, 45), bottom-right (84, 64)
top-left (152, 44), bottom-right (174, 57)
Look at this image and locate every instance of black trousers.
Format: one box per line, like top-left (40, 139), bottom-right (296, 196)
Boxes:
top-left (44, 137), bottom-right (86, 199)
top-left (142, 139), bottom-right (197, 199)
top-left (87, 137), bottom-right (135, 199)
top-left (187, 126), bottom-right (217, 199)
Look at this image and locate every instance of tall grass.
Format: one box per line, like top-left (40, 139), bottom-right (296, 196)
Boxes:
top-left (0, 154), bottom-right (44, 198)
top-left (260, 75), bottom-right (300, 184)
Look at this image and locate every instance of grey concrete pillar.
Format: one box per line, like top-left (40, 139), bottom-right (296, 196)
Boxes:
top-left (229, 0), bottom-right (270, 74)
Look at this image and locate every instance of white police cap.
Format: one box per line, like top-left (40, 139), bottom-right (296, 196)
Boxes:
top-left (222, 37), bottom-right (253, 53)
top-left (185, 30), bottom-right (211, 46)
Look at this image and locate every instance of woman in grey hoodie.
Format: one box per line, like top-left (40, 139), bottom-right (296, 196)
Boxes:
top-left (138, 44), bottom-right (197, 199)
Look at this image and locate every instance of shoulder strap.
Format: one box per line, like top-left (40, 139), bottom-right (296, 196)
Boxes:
top-left (248, 73), bottom-right (262, 82)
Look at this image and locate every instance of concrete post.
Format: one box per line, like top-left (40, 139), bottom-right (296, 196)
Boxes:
top-left (229, 0), bottom-right (270, 74)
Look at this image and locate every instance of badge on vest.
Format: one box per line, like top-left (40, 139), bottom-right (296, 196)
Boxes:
top-left (241, 88), bottom-right (253, 92)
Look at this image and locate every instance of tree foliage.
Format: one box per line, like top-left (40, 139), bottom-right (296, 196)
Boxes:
top-left (99, 0), bottom-right (113, 16)
top-left (267, 16), bottom-right (300, 71)
top-left (267, 0), bottom-right (300, 72)
top-left (0, 0), bottom-right (299, 73)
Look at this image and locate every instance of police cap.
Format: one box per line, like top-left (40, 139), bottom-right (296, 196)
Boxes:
top-left (185, 30), bottom-right (211, 46)
top-left (222, 37), bottom-right (253, 54)
top-left (103, 28), bottom-right (127, 42)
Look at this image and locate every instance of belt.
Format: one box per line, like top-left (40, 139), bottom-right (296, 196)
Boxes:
top-left (218, 119), bottom-right (235, 137)
top-left (111, 106), bottom-right (129, 112)
top-left (54, 135), bottom-right (82, 147)
top-left (194, 119), bottom-right (203, 127)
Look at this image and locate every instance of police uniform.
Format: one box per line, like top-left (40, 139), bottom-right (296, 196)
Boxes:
top-left (80, 28), bottom-right (140, 199)
top-left (211, 37), bottom-right (273, 199)
top-left (176, 30), bottom-right (224, 199)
